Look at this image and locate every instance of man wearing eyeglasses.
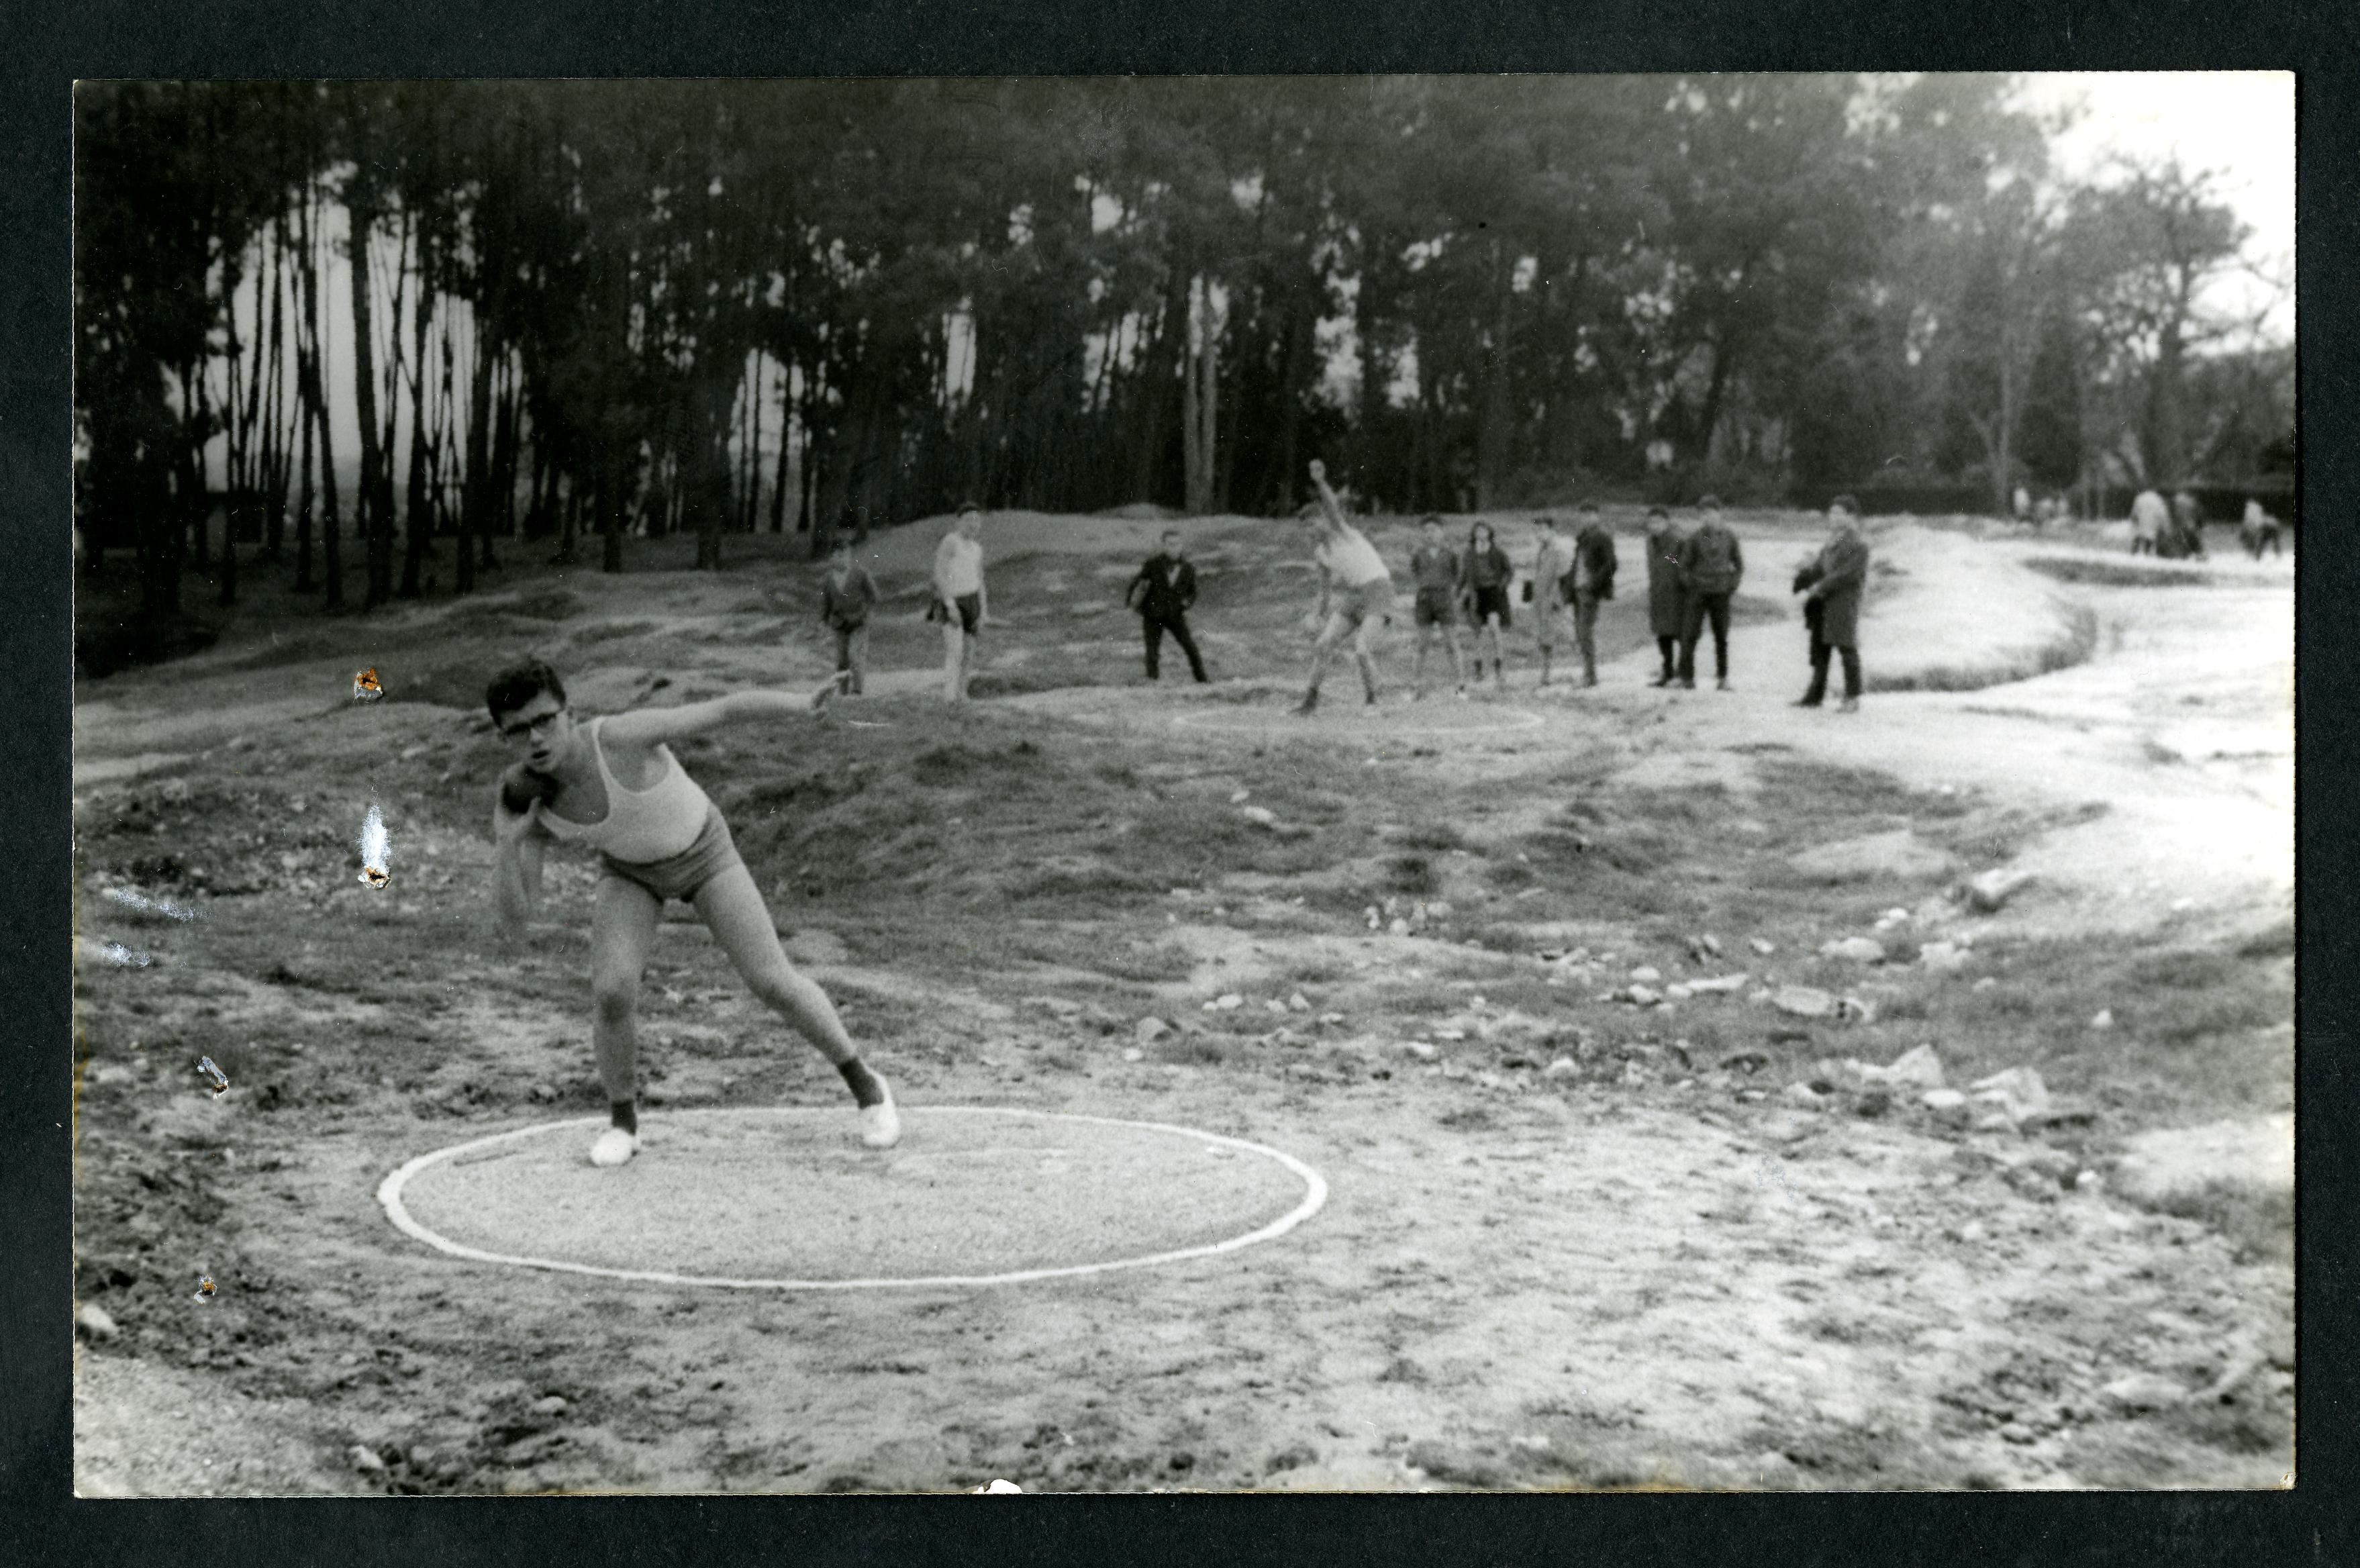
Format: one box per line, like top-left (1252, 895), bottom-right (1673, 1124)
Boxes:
top-left (487, 659), bottom-right (898, 1169)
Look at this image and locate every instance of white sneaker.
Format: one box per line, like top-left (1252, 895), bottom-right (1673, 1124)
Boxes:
top-left (589, 1126), bottom-right (642, 1168)
top-left (860, 1077), bottom-right (903, 1149)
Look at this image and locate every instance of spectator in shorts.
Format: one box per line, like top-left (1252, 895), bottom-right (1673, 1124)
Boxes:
top-left (1406, 514), bottom-right (1469, 699)
top-left (1675, 494), bottom-right (1744, 691)
top-left (1295, 459), bottom-right (1395, 714)
top-left (1792, 495), bottom-right (1869, 713)
top-left (2130, 488), bottom-right (2168, 556)
top-left (1531, 514), bottom-right (1577, 689)
top-left (929, 502), bottom-right (988, 701)
top-left (820, 537), bottom-right (880, 695)
top-left (1569, 501), bottom-right (1618, 688)
top-left (1460, 520), bottom-right (1514, 693)
top-left (1644, 505), bottom-right (1689, 687)
top-left (1126, 528), bottom-right (1208, 683)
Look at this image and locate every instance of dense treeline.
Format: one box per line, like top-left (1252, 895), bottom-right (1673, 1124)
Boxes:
top-left (74, 75), bottom-right (2291, 656)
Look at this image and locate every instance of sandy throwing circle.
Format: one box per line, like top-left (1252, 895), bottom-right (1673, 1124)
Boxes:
top-left (377, 1106), bottom-right (1327, 1289)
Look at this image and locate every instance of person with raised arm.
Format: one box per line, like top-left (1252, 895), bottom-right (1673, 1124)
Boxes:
top-left (1293, 459), bottom-right (1396, 715)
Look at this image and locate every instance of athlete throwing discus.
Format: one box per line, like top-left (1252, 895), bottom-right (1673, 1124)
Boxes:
top-left (485, 660), bottom-right (900, 1168)
top-left (1295, 458), bottom-right (1395, 715)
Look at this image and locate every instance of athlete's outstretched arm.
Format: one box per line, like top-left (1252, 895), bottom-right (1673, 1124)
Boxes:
top-left (601, 679), bottom-right (844, 748)
top-left (1308, 458), bottom-right (1347, 532)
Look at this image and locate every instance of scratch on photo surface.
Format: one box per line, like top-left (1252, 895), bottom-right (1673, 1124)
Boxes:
top-left (353, 667), bottom-right (384, 701)
top-left (358, 803), bottom-right (392, 888)
top-left (101, 887), bottom-right (198, 921)
top-left (86, 939), bottom-right (154, 967)
top-left (197, 1057), bottom-right (230, 1096)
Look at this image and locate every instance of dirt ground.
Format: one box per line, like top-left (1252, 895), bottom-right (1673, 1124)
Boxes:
top-left (70, 508), bottom-right (2293, 1493)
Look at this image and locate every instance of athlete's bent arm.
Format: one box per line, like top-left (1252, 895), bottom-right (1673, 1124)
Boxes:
top-left (490, 801), bottom-right (546, 936)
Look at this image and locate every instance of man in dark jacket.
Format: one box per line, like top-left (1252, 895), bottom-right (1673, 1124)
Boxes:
top-left (1128, 528), bottom-right (1208, 683)
top-left (1643, 505), bottom-right (1688, 687)
top-left (1792, 496), bottom-right (1869, 712)
top-left (1568, 501), bottom-right (1618, 687)
top-left (1675, 495), bottom-right (1744, 691)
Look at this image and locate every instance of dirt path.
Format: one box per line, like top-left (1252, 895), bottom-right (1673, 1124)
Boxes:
top-left (70, 522), bottom-right (2294, 1494)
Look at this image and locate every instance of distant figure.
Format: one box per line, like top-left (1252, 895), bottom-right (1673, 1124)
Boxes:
top-left (1406, 514), bottom-right (1469, 700)
top-left (1294, 459), bottom-right (1393, 714)
top-left (1127, 528), bottom-right (1208, 683)
top-left (2241, 498), bottom-right (2283, 559)
top-left (1792, 496), bottom-right (1869, 714)
top-left (820, 538), bottom-right (881, 695)
top-left (1569, 501), bottom-right (1618, 689)
top-left (1460, 520), bottom-right (1514, 693)
top-left (1643, 505), bottom-right (1689, 688)
top-left (2130, 489), bottom-right (2169, 556)
top-left (1530, 513), bottom-right (1577, 689)
top-left (2012, 485), bottom-right (2032, 522)
top-left (1676, 494), bottom-right (1744, 691)
top-left (928, 502), bottom-right (989, 701)
top-left (2167, 490), bottom-right (2208, 560)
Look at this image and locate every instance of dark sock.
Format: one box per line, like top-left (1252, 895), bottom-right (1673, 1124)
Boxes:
top-left (610, 1099), bottom-right (638, 1135)
top-left (838, 1057), bottom-right (886, 1108)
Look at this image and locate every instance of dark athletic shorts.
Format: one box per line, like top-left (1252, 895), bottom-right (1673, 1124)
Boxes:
top-left (1469, 585), bottom-right (1513, 628)
top-left (928, 592), bottom-right (983, 635)
top-left (1329, 578), bottom-right (1394, 632)
top-left (600, 804), bottom-right (744, 904)
top-left (1412, 585), bottom-right (1459, 628)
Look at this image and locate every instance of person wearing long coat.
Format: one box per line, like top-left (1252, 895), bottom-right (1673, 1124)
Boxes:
top-left (1643, 506), bottom-right (1688, 687)
top-left (1791, 498), bottom-right (1870, 712)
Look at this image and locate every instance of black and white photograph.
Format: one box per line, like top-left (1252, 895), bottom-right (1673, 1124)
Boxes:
top-left (69, 72), bottom-right (2294, 1496)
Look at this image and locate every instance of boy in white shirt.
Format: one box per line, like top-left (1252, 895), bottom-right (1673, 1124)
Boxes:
top-left (929, 502), bottom-right (989, 701)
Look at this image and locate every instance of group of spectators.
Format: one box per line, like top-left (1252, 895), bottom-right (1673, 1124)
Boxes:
top-left (813, 484), bottom-right (1881, 714)
top-left (2126, 488), bottom-right (2287, 561)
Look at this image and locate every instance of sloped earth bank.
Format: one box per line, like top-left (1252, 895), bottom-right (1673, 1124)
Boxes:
top-left (70, 515), bottom-right (2292, 1493)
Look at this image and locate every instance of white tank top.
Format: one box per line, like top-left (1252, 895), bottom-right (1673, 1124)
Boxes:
top-left (532, 718), bottom-right (714, 864)
top-left (1318, 526), bottom-right (1391, 588)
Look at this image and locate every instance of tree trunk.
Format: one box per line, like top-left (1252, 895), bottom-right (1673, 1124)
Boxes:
top-left (136, 434), bottom-right (183, 655)
top-left (312, 351), bottom-right (343, 609)
top-left (348, 193), bottom-right (393, 607)
top-left (1476, 242), bottom-right (1514, 510)
top-left (1355, 248), bottom-right (1388, 511)
top-left (487, 360), bottom-right (518, 559)
top-left (768, 360), bottom-right (793, 532)
top-left (459, 319), bottom-right (493, 595)
top-left (1183, 274), bottom-right (1220, 516)
top-left (1132, 289), bottom-right (1178, 505)
top-left (2146, 325), bottom-right (2189, 488)
top-left (400, 228), bottom-right (436, 597)
top-left (1695, 332), bottom-right (1737, 471)
top-left (294, 381), bottom-right (315, 592)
